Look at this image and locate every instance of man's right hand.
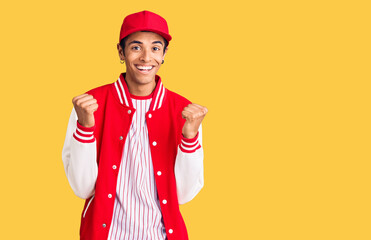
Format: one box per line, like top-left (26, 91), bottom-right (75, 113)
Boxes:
top-left (72, 94), bottom-right (98, 128)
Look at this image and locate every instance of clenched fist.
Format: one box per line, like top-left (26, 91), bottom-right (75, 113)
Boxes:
top-left (182, 103), bottom-right (208, 139)
top-left (72, 94), bottom-right (98, 128)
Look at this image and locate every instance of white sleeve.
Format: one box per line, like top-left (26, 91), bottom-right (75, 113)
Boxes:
top-left (62, 107), bottom-right (98, 199)
top-left (175, 124), bottom-right (204, 205)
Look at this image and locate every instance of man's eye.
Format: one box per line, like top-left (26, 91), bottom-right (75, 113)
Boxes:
top-left (153, 47), bottom-right (160, 51)
top-left (132, 46), bottom-right (140, 50)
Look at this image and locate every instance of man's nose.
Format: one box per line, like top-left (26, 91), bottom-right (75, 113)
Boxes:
top-left (140, 49), bottom-right (151, 62)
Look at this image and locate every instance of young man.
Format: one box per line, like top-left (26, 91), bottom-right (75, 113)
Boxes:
top-left (62, 10), bottom-right (207, 240)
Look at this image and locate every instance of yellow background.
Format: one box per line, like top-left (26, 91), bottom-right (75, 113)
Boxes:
top-left (0, 0), bottom-right (370, 239)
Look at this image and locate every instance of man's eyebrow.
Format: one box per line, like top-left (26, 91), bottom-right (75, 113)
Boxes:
top-left (128, 40), bottom-right (143, 45)
top-left (127, 40), bottom-right (163, 46)
top-left (152, 41), bottom-right (163, 46)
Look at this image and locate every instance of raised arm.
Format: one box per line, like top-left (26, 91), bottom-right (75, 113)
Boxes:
top-left (61, 94), bottom-right (99, 199)
top-left (175, 103), bottom-right (208, 204)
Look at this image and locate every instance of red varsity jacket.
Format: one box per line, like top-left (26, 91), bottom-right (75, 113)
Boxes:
top-left (78, 73), bottom-right (198, 240)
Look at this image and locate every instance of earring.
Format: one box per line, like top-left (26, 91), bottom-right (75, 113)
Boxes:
top-left (162, 60), bottom-right (164, 64)
top-left (120, 59), bottom-right (125, 64)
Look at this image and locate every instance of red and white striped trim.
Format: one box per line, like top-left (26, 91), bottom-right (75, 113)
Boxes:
top-left (179, 132), bottom-right (201, 153)
top-left (152, 81), bottom-right (166, 111)
top-left (114, 81), bottom-right (124, 105)
top-left (114, 74), bottom-right (166, 111)
top-left (115, 77), bottom-right (130, 107)
top-left (73, 121), bottom-right (95, 143)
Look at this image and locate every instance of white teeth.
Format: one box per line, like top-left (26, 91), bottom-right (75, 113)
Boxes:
top-left (137, 65), bottom-right (153, 70)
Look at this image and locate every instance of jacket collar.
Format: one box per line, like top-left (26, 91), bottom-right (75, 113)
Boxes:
top-left (113, 73), bottom-right (166, 111)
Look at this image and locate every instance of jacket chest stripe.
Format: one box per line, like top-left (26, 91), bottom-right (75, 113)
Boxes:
top-left (152, 82), bottom-right (163, 111)
top-left (158, 84), bottom-right (166, 109)
top-left (117, 78), bottom-right (130, 107)
top-left (114, 81), bottom-right (124, 105)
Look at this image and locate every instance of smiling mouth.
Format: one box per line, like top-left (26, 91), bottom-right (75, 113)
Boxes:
top-left (135, 65), bottom-right (154, 72)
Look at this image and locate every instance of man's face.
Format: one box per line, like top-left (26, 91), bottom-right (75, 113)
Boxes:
top-left (118, 31), bottom-right (167, 86)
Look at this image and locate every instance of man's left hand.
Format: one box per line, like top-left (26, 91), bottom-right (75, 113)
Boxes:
top-left (182, 103), bottom-right (208, 139)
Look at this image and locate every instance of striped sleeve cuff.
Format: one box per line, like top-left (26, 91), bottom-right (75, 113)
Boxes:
top-left (73, 121), bottom-right (96, 143)
top-left (179, 132), bottom-right (201, 153)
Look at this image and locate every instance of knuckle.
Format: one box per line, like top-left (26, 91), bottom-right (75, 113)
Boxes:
top-left (72, 96), bottom-right (79, 104)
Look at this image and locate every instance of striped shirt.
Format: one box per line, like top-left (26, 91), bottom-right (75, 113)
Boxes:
top-left (108, 94), bottom-right (167, 240)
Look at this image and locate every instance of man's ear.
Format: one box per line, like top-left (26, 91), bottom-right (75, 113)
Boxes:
top-left (163, 47), bottom-right (168, 59)
top-left (117, 43), bottom-right (125, 58)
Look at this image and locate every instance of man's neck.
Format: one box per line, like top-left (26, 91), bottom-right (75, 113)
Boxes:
top-left (124, 73), bottom-right (157, 96)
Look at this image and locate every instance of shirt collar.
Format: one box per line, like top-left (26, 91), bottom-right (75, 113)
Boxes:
top-left (113, 73), bottom-right (166, 111)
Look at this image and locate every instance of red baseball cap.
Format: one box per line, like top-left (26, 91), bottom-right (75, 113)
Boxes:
top-left (119, 10), bottom-right (172, 44)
